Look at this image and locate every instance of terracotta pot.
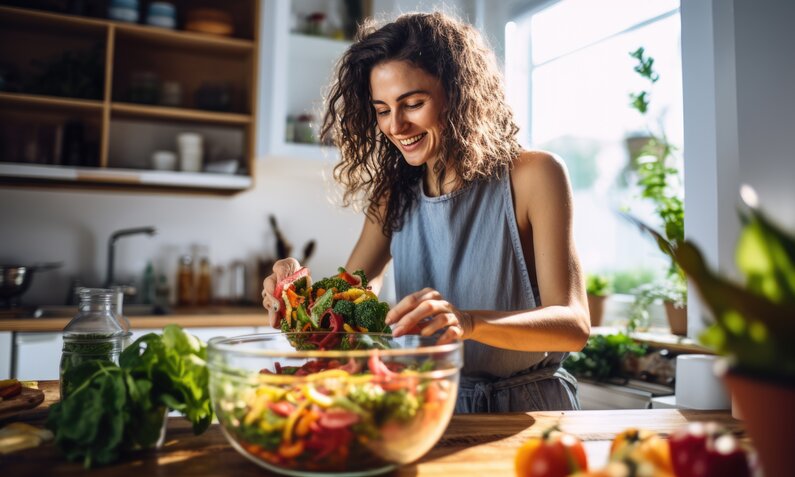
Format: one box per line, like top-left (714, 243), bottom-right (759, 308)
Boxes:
top-left (664, 302), bottom-right (687, 335)
top-left (586, 294), bottom-right (607, 327)
top-left (723, 370), bottom-right (795, 477)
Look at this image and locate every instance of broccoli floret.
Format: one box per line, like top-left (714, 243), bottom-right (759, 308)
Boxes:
top-left (311, 277), bottom-right (351, 297)
top-left (381, 389), bottom-right (419, 422)
top-left (348, 383), bottom-right (385, 412)
top-left (333, 300), bottom-right (356, 324)
top-left (352, 269), bottom-right (368, 288)
top-left (354, 300), bottom-right (390, 332)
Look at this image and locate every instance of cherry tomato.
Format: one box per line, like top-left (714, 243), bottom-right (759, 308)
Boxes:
top-left (515, 426), bottom-right (588, 477)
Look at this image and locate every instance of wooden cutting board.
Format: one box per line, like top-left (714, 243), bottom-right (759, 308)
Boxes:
top-left (0, 387), bottom-right (45, 421)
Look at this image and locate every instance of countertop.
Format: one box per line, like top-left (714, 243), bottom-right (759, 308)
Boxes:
top-left (0, 306), bottom-right (267, 332)
top-left (3, 381), bottom-right (743, 476)
top-left (1, 311), bottom-right (711, 355)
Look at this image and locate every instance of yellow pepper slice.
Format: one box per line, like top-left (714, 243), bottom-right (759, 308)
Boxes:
top-left (303, 384), bottom-right (334, 408)
top-left (282, 400), bottom-right (309, 443)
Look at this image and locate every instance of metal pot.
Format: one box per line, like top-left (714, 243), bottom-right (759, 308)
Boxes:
top-left (0, 263), bottom-right (62, 302)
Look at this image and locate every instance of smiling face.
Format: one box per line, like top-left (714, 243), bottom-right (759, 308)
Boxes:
top-left (370, 60), bottom-right (447, 170)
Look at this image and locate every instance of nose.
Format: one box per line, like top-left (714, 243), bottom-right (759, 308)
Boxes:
top-left (389, 110), bottom-right (407, 136)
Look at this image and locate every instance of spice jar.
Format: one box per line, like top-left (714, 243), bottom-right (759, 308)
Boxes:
top-left (196, 257), bottom-right (212, 306)
top-left (177, 255), bottom-right (195, 306)
top-left (60, 288), bottom-right (129, 399)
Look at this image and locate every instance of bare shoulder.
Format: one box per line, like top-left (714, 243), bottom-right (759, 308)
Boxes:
top-left (511, 150), bottom-right (571, 195)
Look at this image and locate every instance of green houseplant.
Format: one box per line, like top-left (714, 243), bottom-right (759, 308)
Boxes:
top-left (627, 47), bottom-right (687, 334)
top-left (623, 190), bottom-right (795, 477)
top-left (586, 273), bottom-right (611, 327)
top-left (564, 332), bottom-right (647, 383)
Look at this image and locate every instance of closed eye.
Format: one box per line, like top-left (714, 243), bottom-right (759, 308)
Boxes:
top-left (376, 109), bottom-right (390, 117)
top-left (406, 102), bottom-right (424, 110)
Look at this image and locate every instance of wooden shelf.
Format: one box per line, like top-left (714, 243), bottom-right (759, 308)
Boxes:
top-left (111, 102), bottom-right (252, 125)
top-left (0, 5), bottom-right (107, 33)
top-left (591, 326), bottom-right (714, 354)
top-left (0, 163), bottom-right (252, 191)
top-left (114, 22), bottom-right (254, 56)
top-left (0, 92), bottom-right (103, 112)
top-left (0, 2), bottom-right (259, 194)
top-left (0, 6), bottom-right (254, 55)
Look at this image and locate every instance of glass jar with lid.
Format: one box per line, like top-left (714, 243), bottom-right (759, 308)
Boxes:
top-left (60, 288), bottom-right (131, 399)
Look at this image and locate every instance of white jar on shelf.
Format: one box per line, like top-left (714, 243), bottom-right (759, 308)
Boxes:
top-left (177, 133), bottom-right (204, 172)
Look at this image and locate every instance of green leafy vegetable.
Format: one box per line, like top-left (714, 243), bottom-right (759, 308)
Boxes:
top-left (353, 269), bottom-right (368, 288)
top-left (46, 325), bottom-right (213, 468)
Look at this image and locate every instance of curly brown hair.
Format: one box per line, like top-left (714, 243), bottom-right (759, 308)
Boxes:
top-left (321, 11), bottom-right (521, 235)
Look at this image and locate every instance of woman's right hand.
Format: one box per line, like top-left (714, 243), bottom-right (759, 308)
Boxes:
top-left (261, 257), bottom-right (306, 328)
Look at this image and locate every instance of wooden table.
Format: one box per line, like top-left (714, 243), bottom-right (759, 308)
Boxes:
top-left (3, 382), bottom-right (743, 476)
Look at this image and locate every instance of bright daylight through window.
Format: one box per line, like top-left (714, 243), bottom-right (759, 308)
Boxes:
top-left (506, 0), bottom-right (683, 327)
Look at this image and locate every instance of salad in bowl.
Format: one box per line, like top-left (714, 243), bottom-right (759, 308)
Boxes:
top-left (208, 332), bottom-right (462, 476)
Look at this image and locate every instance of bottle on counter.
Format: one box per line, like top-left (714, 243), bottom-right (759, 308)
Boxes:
top-left (154, 273), bottom-right (171, 314)
top-left (60, 288), bottom-right (130, 399)
top-left (177, 255), bottom-right (195, 306)
top-left (196, 257), bottom-right (212, 306)
top-left (111, 286), bottom-right (133, 348)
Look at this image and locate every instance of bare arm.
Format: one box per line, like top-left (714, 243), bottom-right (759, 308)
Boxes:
top-left (387, 152), bottom-right (590, 351)
top-left (345, 210), bottom-right (392, 296)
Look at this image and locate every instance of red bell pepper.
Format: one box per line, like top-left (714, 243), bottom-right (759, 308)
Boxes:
top-left (668, 421), bottom-right (751, 477)
top-left (272, 267), bottom-right (310, 323)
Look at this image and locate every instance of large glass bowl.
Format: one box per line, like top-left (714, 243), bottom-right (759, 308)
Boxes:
top-left (208, 332), bottom-right (462, 476)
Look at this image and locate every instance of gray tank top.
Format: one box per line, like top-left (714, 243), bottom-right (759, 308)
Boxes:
top-left (391, 167), bottom-right (567, 378)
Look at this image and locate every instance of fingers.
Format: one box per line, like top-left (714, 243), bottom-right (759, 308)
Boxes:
top-left (391, 298), bottom-right (452, 335)
top-left (387, 288), bottom-right (469, 343)
top-left (386, 288), bottom-right (440, 325)
top-left (261, 258), bottom-right (305, 328)
top-left (273, 258), bottom-right (303, 281)
top-left (436, 326), bottom-right (463, 345)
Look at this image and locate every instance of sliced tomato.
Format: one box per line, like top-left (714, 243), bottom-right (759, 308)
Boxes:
top-left (318, 410), bottom-right (359, 429)
top-left (272, 267), bottom-right (310, 323)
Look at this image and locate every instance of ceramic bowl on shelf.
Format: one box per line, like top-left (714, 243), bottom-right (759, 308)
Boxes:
top-left (207, 332), bottom-right (462, 476)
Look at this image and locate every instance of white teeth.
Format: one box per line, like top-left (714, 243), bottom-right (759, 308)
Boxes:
top-left (399, 134), bottom-right (425, 146)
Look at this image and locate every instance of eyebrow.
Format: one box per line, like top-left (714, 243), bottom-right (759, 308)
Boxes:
top-left (371, 89), bottom-right (430, 105)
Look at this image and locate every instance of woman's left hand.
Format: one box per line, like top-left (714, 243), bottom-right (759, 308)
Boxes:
top-left (385, 287), bottom-right (473, 344)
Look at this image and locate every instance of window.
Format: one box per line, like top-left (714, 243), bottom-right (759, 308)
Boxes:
top-left (506, 0), bottom-right (683, 299)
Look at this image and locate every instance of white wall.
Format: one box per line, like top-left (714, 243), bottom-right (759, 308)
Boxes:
top-left (733, 0), bottom-right (795, 229)
top-left (0, 159), bottom-right (364, 305)
top-left (682, 0), bottom-right (795, 335)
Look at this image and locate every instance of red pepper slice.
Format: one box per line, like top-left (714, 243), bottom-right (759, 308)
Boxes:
top-left (337, 270), bottom-right (361, 286)
top-left (272, 267), bottom-right (310, 323)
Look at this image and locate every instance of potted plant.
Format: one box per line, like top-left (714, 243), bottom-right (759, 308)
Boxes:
top-left (623, 190), bottom-right (795, 477)
top-left (586, 273), bottom-right (611, 327)
top-left (627, 47), bottom-right (687, 335)
top-left (627, 278), bottom-right (687, 335)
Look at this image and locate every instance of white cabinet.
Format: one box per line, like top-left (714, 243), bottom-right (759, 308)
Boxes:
top-left (259, 0), bottom-right (354, 160)
top-left (10, 327), bottom-right (269, 380)
top-left (0, 332), bottom-right (12, 378)
top-left (14, 332), bottom-right (62, 380)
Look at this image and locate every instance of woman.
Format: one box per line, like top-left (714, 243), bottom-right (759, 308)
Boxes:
top-left (263, 12), bottom-right (590, 413)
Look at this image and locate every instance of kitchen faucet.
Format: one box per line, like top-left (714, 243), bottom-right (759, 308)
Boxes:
top-left (104, 226), bottom-right (157, 288)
